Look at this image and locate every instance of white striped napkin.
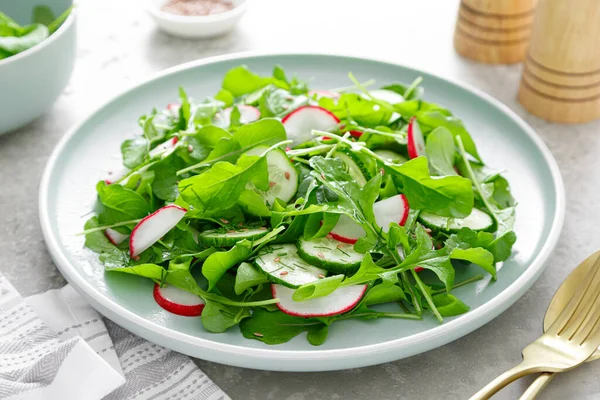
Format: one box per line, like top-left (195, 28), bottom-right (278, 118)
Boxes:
top-left (0, 274), bottom-right (230, 400)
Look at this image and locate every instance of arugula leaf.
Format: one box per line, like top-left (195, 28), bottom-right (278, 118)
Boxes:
top-left (0, 24), bottom-right (48, 55)
top-left (202, 299), bottom-right (250, 333)
top-left (320, 93), bottom-right (392, 127)
top-left (425, 127), bottom-right (457, 176)
top-left (178, 154), bottom-right (268, 216)
top-left (387, 157), bottom-right (473, 218)
top-left (151, 155), bottom-right (186, 201)
top-left (239, 308), bottom-right (327, 345)
top-left (84, 217), bottom-right (120, 253)
top-left (105, 262), bottom-right (166, 281)
top-left (96, 181), bottom-right (151, 220)
top-left (237, 189), bottom-right (271, 217)
top-left (234, 262), bottom-right (269, 295)
top-left (202, 241), bottom-right (253, 291)
top-left (232, 118), bottom-right (287, 148)
top-left (364, 280), bottom-right (407, 305)
top-left (222, 65), bottom-right (273, 97)
top-left (432, 293), bottom-right (470, 317)
top-left (418, 111), bottom-right (481, 162)
top-left (47, 5), bottom-right (73, 34)
top-left (121, 137), bottom-right (149, 169)
top-left (32, 6), bottom-right (55, 26)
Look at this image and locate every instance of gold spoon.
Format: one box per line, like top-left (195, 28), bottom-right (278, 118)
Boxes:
top-left (519, 252), bottom-right (600, 399)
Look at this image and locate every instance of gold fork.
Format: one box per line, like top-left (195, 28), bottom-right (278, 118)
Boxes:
top-left (470, 252), bottom-right (600, 400)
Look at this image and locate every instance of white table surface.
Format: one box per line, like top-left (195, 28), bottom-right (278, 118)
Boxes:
top-left (2, 0), bottom-right (600, 398)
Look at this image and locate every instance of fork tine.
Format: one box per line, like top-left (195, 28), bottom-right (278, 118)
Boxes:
top-left (560, 256), bottom-right (600, 339)
top-left (546, 253), bottom-right (600, 335)
top-left (573, 293), bottom-right (600, 345)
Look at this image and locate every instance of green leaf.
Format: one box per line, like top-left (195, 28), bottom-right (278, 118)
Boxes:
top-left (450, 248), bottom-right (496, 279)
top-left (222, 65), bottom-right (272, 97)
top-left (178, 154), bottom-right (268, 216)
top-left (232, 118), bottom-right (287, 149)
top-left (202, 299), bottom-right (250, 333)
top-left (202, 240), bottom-right (252, 291)
top-left (105, 262), bottom-right (166, 281)
top-left (432, 293), bottom-right (470, 317)
top-left (237, 189), bottom-right (271, 217)
top-left (239, 308), bottom-right (327, 345)
top-left (47, 5), bottom-right (73, 34)
top-left (364, 281), bottom-right (406, 305)
top-left (96, 181), bottom-right (151, 219)
top-left (425, 127), bottom-right (457, 176)
top-left (32, 6), bottom-right (55, 26)
top-left (121, 137), bottom-right (149, 169)
top-left (0, 24), bottom-right (48, 55)
top-left (234, 262), bottom-right (269, 295)
top-left (151, 155), bottom-right (186, 201)
top-left (84, 217), bottom-right (119, 253)
top-left (418, 111), bottom-right (481, 162)
top-left (214, 89), bottom-right (234, 107)
top-left (387, 157), bottom-right (473, 218)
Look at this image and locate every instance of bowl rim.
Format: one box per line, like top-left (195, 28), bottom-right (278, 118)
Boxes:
top-left (147, 0), bottom-right (248, 24)
top-left (0, 4), bottom-right (76, 67)
top-left (38, 51), bottom-right (566, 370)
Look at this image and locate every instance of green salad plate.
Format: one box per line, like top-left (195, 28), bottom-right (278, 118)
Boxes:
top-left (39, 53), bottom-right (564, 371)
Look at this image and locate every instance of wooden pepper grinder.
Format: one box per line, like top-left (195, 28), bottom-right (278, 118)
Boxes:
top-left (454, 0), bottom-right (538, 64)
top-left (518, 0), bottom-right (600, 123)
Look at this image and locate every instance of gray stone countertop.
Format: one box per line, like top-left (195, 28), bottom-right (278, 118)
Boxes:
top-left (2, 0), bottom-right (600, 398)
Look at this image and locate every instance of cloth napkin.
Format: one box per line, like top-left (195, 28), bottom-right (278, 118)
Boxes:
top-left (0, 273), bottom-right (229, 400)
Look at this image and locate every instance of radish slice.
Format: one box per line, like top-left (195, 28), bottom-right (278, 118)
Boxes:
top-left (104, 228), bottom-right (128, 245)
top-left (272, 284), bottom-right (367, 317)
top-left (374, 194), bottom-right (410, 232)
top-left (282, 105), bottom-right (340, 145)
top-left (368, 89), bottom-right (404, 105)
top-left (153, 284), bottom-right (204, 317)
top-left (308, 90), bottom-right (340, 100)
top-left (407, 117), bottom-right (426, 159)
top-left (330, 195), bottom-right (410, 244)
top-left (129, 205), bottom-right (187, 258)
top-left (347, 130), bottom-right (363, 138)
top-left (330, 215), bottom-right (366, 244)
top-left (166, 103), bottom-right (180, 116)
top-left (104, 165), bottom-right (130, 185)
top-left (213, 105), bottom-right (260, 128)
top-left (149, 137), bottom-right (179, 158)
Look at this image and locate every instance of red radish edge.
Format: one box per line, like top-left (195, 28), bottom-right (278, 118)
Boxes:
top-left (399, 194), bottom-right (410, 226)
top-left (271, 284), bottom-right (367, 317)
top-left (407, 117), bottom-right (426, 159)
top-left (329, 232), bottom-right (358, 244)
top-left (104, 228), bottom-right (128, 246)
top-left (153, 284), bottom-right (204, 317)
top-left (348, 130), bottom-right (363, 138)
top-left (129, 205), bottom-right (187, 258)
top-left (281, 105), bottom-right (340, 124)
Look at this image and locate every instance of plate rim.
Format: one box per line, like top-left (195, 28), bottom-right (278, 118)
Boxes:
top-left (39, 51), bottom-right (565, 370)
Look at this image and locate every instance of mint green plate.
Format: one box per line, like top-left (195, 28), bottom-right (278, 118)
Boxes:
top-left (39, 53), bottom-right (564, 371)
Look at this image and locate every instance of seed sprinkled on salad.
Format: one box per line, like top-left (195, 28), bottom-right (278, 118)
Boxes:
top-left (82, 64), bottom-right (516, 346)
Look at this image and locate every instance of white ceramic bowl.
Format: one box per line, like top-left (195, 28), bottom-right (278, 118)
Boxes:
top-left (0, 0), bottom-right (76, 135)
top-left (147, 0), bottom-right (247, 38)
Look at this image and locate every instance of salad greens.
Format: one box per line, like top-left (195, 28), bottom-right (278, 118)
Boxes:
top-left (83, 64), bottom-right (517, 346)
top-left (0, 5), bottom-right (73, 60)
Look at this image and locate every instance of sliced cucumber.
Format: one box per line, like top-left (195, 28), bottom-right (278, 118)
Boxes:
top-left (246, 145), bottom-right (299, 206)
top-left (419, 208), bottom-right (494, 233)
top-left (374, 149), bottom-right (408, 164)
top-left (297, 237), bottom-right (363, 275)
top-left (254, 244), bottom-right (326, 288)
top-left (334, 149), bottom-right (376, 187)
top-left (198, 227), bottom-right (269, 247)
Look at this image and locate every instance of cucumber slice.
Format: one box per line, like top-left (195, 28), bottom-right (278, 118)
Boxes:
top-left (254, 244), bottom-right (327, 288)
top-left (374, 149), bottom-right (408, 164)
top-left (246, 146), bottom-right (299, 206)
top-left (198, 227), bottom-right (269, 247)
top-left (419, 208), bottom-right (494, 233)
top-left (297, 237), bottom-right (363, 275)
top-left (334, 149), bottom-right (376, 187)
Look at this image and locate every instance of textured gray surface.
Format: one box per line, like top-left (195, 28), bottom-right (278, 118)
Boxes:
top-left (1, 0), bottom-right (600, 399)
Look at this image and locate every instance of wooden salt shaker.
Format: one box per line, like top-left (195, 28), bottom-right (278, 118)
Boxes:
top-left (454, 0), bottom-right (538, 64)
top-left (518, 0), bottom-right (600, 123)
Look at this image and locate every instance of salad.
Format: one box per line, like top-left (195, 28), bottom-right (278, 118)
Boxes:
top-left (0, 5), bottom-right (73, 60)
top-left (82, 65), bottom-right (517, 346)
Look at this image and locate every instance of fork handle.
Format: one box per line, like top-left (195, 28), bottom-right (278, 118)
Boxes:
top-left (519, 373), bottom-right (555, 400)
top-left (470, 362), bottom-right (534, 400)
